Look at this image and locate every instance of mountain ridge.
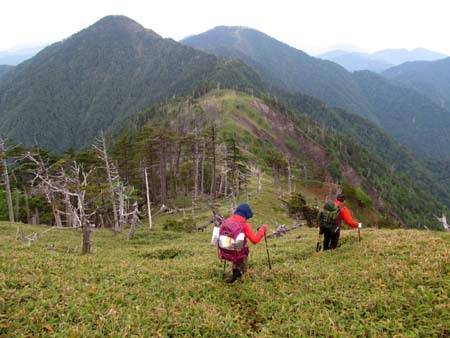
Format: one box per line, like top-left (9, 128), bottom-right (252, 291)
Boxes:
top-left (182, 26), bottom-right (450, 159)
top-left (383, 57), bottom-right (450, 111)
top-left (0, 16), bottom-right (266, 152)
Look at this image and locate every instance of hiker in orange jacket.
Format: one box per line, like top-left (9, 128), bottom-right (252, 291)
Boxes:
top-left (225, 204), bottom-right (267, 283)
top-left (323, 193), bottom-right (362, 250)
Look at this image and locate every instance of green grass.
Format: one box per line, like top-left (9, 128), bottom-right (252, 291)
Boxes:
top-left (1, 221), bottom-right (449, 337)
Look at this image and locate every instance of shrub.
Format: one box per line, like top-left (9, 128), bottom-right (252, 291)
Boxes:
top-left (162, 218), bottom-right (196, 232)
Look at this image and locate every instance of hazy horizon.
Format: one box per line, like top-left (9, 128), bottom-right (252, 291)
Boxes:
top-left (1, 0), bottom-right (449, 56)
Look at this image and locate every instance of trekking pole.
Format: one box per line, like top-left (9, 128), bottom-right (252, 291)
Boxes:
top-left (358, 228), bottom-right (361, 243)
top-left (223, 261), bottom-right (226, 277)
top-left (316, 232), bottom-right (322, 252)
top-left (263, 231), bottom-right (272, 270)
top-left (315, 210), bottom-right (322, 252)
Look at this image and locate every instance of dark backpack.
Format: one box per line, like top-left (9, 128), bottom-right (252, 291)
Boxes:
top-left (218, 219), bottom-right (249, 263)
top-left (319, 202), bottom-right (341, 231)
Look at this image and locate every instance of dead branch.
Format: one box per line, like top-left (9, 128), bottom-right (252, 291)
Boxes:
top-left (267, 223), bottom-right (301, 238)
top-left (153, 204), bottom-right (175, 217)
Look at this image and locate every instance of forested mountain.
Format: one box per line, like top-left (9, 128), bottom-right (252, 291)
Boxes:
top-left (383, 57), bottom-right (450, 111)
top-left (0, 65), bottom-right (14, 79)
top-left (183, 27), bottom-right (450, 159)
top-left (182, 26), bottom-right (374, 118)
top-left (109, 89), bottom-right (447, 228)
top-left (352, 71), bottom-right (450, 158)
top-left (0, 16), bottom-right (265, 152)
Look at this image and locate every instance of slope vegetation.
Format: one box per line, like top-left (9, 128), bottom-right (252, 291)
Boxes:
top-left (183, 27), bottom-right (450, 159)
top-left (383, 57), bottom-right (450, 111)
top-left (2, 221), bottom-right (449, 337)
top-left (112, 89), bottom-right (448, 228)
top-left (0, 65), bottom-right (13, 79)
top-left (0, 16), bottom-right (264, 152)
top-left (182, 26), bottom-right (373, 118)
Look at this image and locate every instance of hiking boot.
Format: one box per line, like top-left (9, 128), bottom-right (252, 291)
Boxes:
top-left (226, 269), bottom-right (242, 283)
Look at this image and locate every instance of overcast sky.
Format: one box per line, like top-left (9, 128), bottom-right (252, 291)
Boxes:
top-left (1, 0), bottom-right (449, 55)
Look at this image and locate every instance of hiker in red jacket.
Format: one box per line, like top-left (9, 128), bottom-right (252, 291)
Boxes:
top-left (223, 204), bottom-right (267, 283)
top-left (324, 193), bottom-right (362, 250)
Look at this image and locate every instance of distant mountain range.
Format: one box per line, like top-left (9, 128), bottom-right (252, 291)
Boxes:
top-left (2, 17), bottom-right (450, 160)
top-left (383, 57), bottom-right (450, 111)
top-left (318, 48), bottom-right (447, 73)
top-left (0, 45), bottom-right (47, 65)
top-left (1, 16), bottom-right (450, 223)
top-left (182, 26), bottom-right (373, 117)
top-left (0, 16), bottom-right (264, 152)
top-left (182, 27), bottom-right (450, 158)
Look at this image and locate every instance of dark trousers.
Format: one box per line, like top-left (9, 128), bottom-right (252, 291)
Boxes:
top-left (233, 257), bottom-right (248, 273)
top-left (323, 228), bottom-right (340, 250)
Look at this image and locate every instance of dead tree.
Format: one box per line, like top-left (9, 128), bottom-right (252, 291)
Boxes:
top-left (126, 202), bottom-right (141, 240)
top-left (24, 188), bottom-right (31, 224)
top-left (0, 134), bottom-right (14, 222)
top-left (286, 155), bottom-right (292, 195)
top-left (158, 135), bottom-right (167, 205)
top-left (193, 128), bottom-right (200, 201)
top-left (25, 155), bottom-right (95, 253)
top-left (69, 163), bottom-right (95, 253)
top-left (251, 164), bottom-right (263, 194)
top-left (436, 215), bottom-right (450, 231)
top-left (24, 152), bottom-right (63, 227)
top-left (144, 168), bottom-right (153, 229)
top-left (197, 208), bottom-right (224, 232)
top-left (209, 124), bottom-right (217, 199)
top-left (93, 133), bottom-right (120, 233)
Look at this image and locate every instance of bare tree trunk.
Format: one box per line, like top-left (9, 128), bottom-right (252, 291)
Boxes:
top-left (210, 124), bottom-right (217, 199)
top-left (219, 163), bottom-right (225, 196)
top-left (64, 178), bottom-right (74, 227)
top-left (145, 168), bottom-right (152, 229)
top-left (287, 156), bottom-right (292, 195)
top-left (127, 202), bottom-right (140, 240)
top-left (24, 188), bottom-right (31, 224)
top-left (118, 184), bottom-right (125, 230)
top-left (0, 135), bottom-right (14, 222)
top-left (94, 133), bottom-right (119, 233)
top-left (183, 187), bottom-right (187, 218)
top-left (159, 137), bottom-right (167, 205)
top-left (50, 196), bottom-right (63, 227)
top-left (15, 189), bottom-right (20, 222)
top-left (256, 167), bottom-right (262, 193)
top-left (193, 130), bottom-right (199, 201)
top-left (224, 164), bottom-right (228, 197)
top-left (32, 210), bottom-right (37, 225)
top-left (200, 142), bottom-right (206, 195)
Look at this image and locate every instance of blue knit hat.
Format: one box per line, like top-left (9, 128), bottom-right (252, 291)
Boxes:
top-left (234, 203), bottom-right (253, 219)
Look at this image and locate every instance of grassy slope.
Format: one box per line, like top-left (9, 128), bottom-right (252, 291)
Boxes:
top-left (1, 177), bottom-right (449, 337)
top-left (2, 224), bottom-right (449, 337)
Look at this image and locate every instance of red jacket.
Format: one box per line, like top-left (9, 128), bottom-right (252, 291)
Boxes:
top-left (335, 200), bottom-right (359, 228)
top-left (228, 214), bottom-right (265, 244)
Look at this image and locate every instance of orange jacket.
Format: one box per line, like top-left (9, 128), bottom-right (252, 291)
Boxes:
top-left (335, 200), bottom-right (359, 228)
top-left (228, 214), bottom-right (265, 244)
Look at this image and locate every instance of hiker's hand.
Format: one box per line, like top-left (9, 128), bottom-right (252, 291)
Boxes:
top-left (260, 224), bottom-right (268, 233)
top-left (358, 223), bottom-right (362, 229)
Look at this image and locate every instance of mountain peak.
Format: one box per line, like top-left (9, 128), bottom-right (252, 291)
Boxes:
top-left (86, 15), bottom-right (161, 39)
